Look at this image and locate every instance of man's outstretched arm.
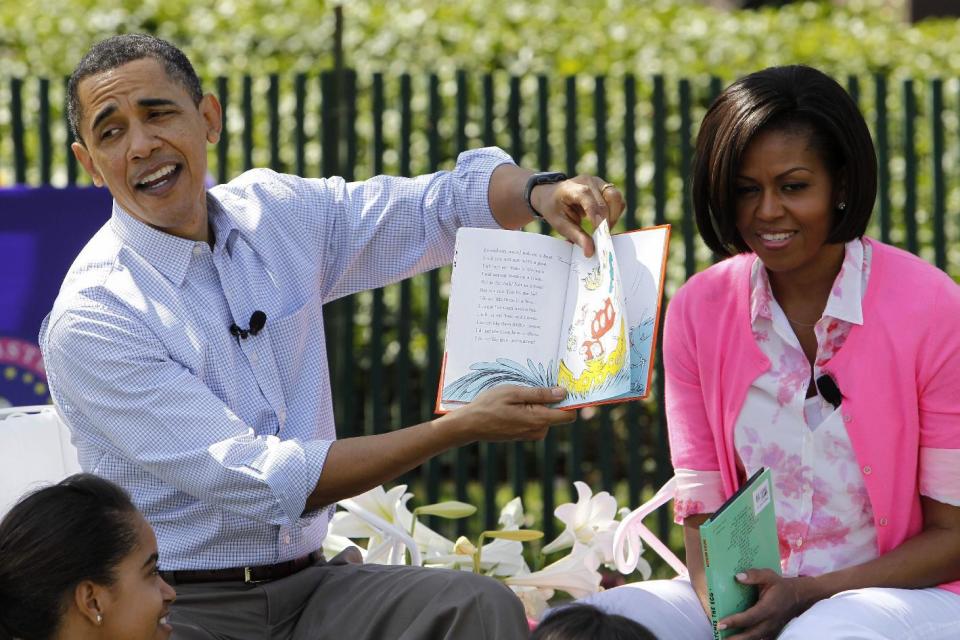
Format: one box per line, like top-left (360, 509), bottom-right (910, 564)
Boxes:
top-left (305, 385), bottom-right (573, 510)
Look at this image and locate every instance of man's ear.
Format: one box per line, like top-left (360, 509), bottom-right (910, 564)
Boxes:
top-left (200, 93), bottom-right (223, 144)
top-left (71, 142), bottom-right (105, 188)
top-left (73, 580), bottom-right (107, 626)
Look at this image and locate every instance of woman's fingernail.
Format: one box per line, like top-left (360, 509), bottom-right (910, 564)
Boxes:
top-left (716, 623), bottom-right (727, 630)
top-left (735, 573), bottom-right (747, 581)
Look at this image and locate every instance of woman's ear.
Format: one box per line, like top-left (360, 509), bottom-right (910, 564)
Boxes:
top-left (835, 170), bottom-right (848, 209)
top-left (73, 580), bottom-right (107, 627)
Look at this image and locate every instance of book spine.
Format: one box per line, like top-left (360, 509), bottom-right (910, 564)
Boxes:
top-left (702, 535), bottom-right (722, 640)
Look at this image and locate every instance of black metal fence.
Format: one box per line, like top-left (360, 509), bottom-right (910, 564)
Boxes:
top-left (2, 69), bottom-right (958, 550)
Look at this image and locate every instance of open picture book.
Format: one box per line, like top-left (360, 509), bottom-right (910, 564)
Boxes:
top-left (436, 221), bottom-right (670, 412)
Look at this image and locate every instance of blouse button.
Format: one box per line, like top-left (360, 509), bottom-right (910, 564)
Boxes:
top-left (862, 465), bottom-right (872, 475)
top-left (879, 517), bottom-right (888, 526)
top-left (843, 413), bottom-right (852, 423)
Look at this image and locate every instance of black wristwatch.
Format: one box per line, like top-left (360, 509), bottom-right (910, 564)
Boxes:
top-left (523, 171), bottom-right (568, 219)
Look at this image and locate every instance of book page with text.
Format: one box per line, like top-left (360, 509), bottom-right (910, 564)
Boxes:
top-left (440, 228), bottom-right (572, 408)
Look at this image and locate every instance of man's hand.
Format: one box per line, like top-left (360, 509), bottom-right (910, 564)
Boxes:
top-left (306, 385), bottom-right (575, 510)
top-left (718, 570), bottom-right (811, 640)
top-left (533, 175), bottom-right (626, 257)
top-left (438, 385), bottom-right (576, 446)
top-left (487, 165), bottom-right (626, 258)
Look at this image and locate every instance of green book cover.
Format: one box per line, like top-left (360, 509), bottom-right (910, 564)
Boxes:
top-left (699, 467), bottom-right (781, 639)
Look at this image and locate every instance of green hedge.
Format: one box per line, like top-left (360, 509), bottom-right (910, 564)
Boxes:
top-left (1, 0), bottom-right (958, 79)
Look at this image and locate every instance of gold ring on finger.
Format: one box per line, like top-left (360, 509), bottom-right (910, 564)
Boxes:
top-left (600, 182), bottom-right (616, 195)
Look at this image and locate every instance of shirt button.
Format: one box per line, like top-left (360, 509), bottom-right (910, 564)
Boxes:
top-left (193, 245), bottom-right (202, 256)
top-left (843, 413), bottom-right (852, 423)
top-left (250, 352), bottom-right (259, 365)
top-left (879, 517), bottom-right (888, 526)
top-left (283, 533), bottom-right (291, 545)
top-left (278, 409), bottom-right (287, 422)
top-left (796, 537), bottom-right (804, 548)
top-left (862, 465), bottom-right (872, 475)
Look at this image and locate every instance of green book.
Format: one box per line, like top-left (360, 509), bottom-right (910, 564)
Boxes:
top-left (699, 467), bottom-right (781, 639)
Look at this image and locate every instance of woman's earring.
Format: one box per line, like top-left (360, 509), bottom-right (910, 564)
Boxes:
top-left (96, 613), bottom-right (103, 624)
top-left (837, 201), bottom-right (847, 211)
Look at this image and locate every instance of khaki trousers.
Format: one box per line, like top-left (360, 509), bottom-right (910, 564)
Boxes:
top-left (168, 552), bottom-right (529, 640)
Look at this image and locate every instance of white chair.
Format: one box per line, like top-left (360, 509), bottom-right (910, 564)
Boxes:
top-left (0, 405), bottom-right (81, 516)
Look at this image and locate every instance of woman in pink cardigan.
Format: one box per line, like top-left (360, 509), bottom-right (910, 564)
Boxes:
top-left (582, 65), bottom-right (960, 639)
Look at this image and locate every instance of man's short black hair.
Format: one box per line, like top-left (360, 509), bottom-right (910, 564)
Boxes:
top-left (692, 65), bottom-right (878, 256)
top-left (68, 34), bottom-right (203, 146)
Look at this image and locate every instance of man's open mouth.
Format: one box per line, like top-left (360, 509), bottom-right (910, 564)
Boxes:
top-left (136, 164), bottom-right (181, 191)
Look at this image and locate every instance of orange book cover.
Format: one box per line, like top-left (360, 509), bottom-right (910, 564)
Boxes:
top-left (436, 222), bottom-right (671, 414)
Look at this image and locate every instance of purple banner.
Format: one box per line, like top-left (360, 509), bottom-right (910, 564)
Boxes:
top-left (0, 185), bottom-right (112, 406)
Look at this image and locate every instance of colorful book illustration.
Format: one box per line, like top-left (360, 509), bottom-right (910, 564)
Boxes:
top-left (699, 468), bottom-right (781, 640)
top-left (436, 221), bottom-right (670, 412)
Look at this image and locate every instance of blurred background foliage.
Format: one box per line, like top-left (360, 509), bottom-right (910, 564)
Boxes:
top-left (1, 0), bottom-right (959, 79)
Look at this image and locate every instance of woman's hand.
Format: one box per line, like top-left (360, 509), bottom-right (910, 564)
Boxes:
top-left (718, 570), bottom-right (813, 640)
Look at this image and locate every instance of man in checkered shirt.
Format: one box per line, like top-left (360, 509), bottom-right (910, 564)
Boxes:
top-left (40, 34), bottom-right (624, 639)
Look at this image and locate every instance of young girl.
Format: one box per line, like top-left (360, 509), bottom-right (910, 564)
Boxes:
top-left (0, 474), bottom-right (176, 640)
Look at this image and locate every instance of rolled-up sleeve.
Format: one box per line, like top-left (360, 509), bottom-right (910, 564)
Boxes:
top-left (44, 303), bottom-right (325, 528)
top-left (663, 285), bottom-right (724, 523)
top-left (918, 278), bottom-right (960, 507)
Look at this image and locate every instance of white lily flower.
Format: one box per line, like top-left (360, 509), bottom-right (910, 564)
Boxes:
top-left (504, 543), bottom-right (602, 599)
top-left (428, 536), bottom-right (527, 576)
top-left (334, 486), bottom-right (422, 565)
top-left (512, 585), bottom-right (553, 620)
top-left (395, 492), bottom-right (459, 559)
top-left (541, 481), bottom-right (619, 565)
top-left (452, 535), bottom-right (478, 556)
top-left (499, 496), bottom-right (526, 529)
top-left (424, 498), bottom-right (529, 577)
top-left (321, 532), bottom-right (364, 562)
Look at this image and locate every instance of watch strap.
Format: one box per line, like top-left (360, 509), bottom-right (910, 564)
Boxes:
top-left (523, 172), bottom-right (568, 219)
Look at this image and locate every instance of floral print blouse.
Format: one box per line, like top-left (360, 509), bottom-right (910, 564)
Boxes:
top-left (681, 240), bottom-right (879, 575)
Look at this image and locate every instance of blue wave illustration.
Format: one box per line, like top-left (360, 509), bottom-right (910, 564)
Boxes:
top-left (442, 358), bottom-right (557, 402)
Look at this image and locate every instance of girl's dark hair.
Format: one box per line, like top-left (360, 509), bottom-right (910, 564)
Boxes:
top-left (692, 65), bottom-right (877, 256)
top-left (0, 474), bottom-right (140, 640)
top-left (531, 604), bottom-right (658, 640)
top-left (67, 33), bottom-right (203, 146)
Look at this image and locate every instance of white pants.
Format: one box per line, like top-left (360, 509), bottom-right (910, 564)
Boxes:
top-left (579, 577), bottom-right (960, 640)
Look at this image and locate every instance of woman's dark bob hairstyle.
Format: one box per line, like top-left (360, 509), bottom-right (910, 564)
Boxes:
top-left (0, 474), bottom-right (140, 640)
top-left (692, 65), bottom-right (877, 256)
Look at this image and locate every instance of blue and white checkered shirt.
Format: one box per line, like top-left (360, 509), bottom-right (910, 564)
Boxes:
top-left (40, 147), bottom-right (511, 570)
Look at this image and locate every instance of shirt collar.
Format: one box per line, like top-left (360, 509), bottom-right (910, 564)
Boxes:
top-left (108, 193), bottom-right (239, 287)
top-left (820, 238), bottom-right (866, 326)
top-left (207, 192), bottom-right (242, 257)
top-left (749, 238), bottom-right (867, 327)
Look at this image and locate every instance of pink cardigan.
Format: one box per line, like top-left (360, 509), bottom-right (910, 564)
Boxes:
top-left (664, 238), bottom-right (960, 595)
